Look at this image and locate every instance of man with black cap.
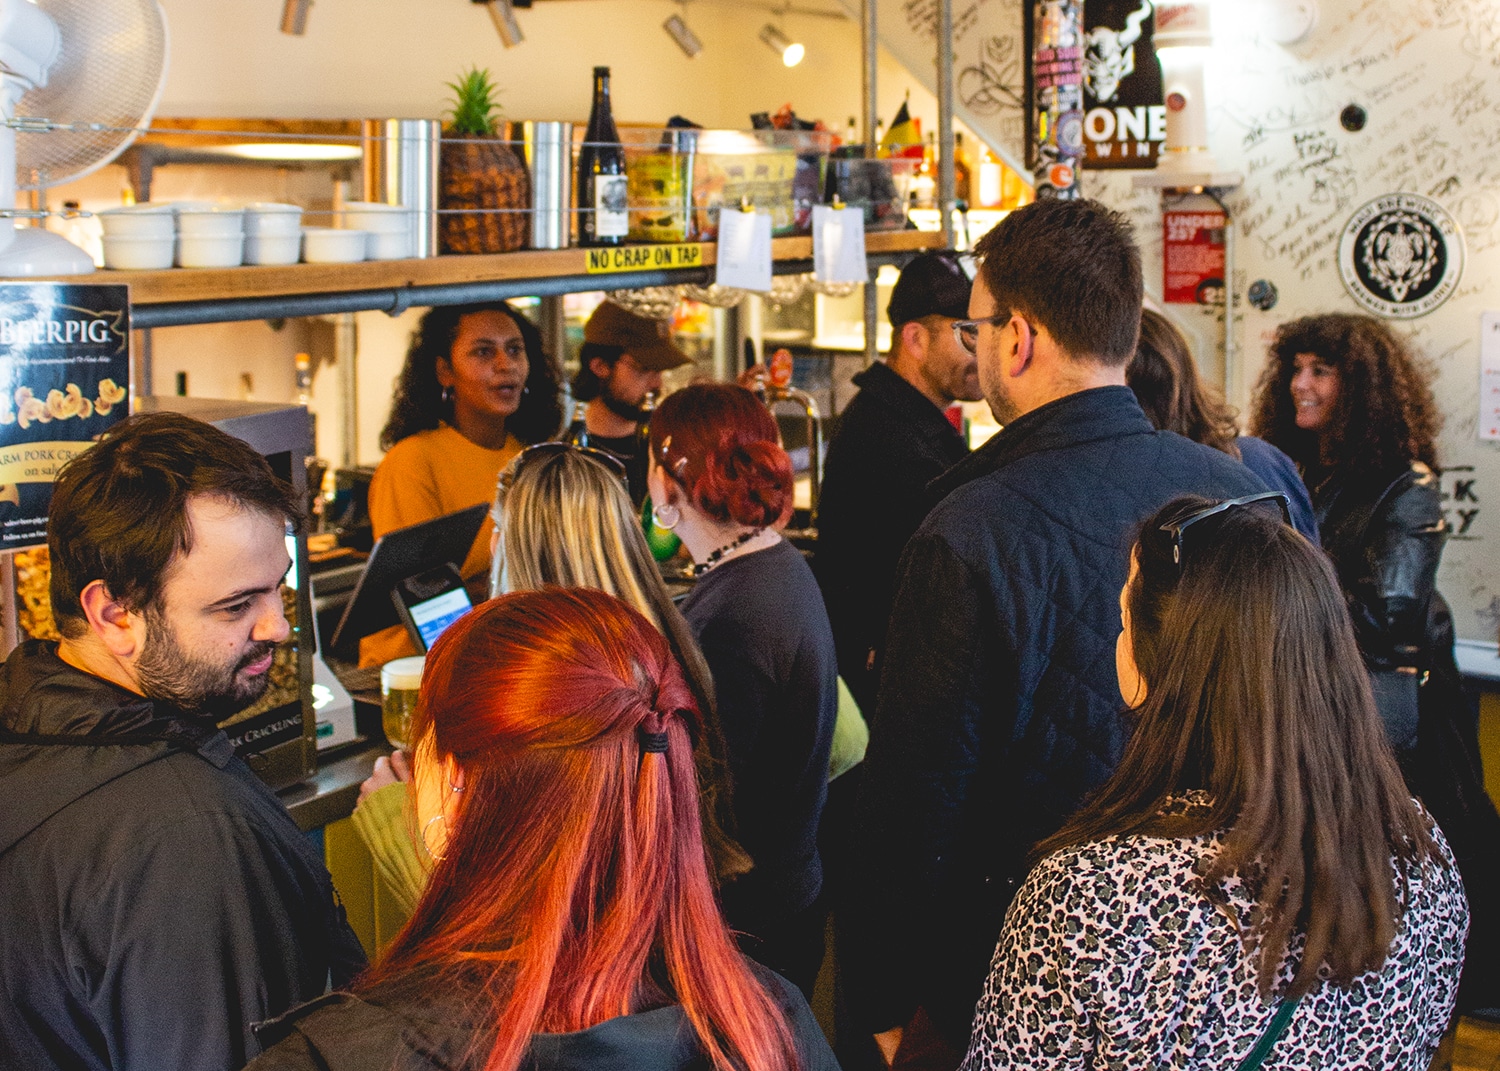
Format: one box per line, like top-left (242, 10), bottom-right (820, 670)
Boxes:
top-left (567, 299), bottom-right (693, 503)
top-left (814, 250), bottom-right (981, 714)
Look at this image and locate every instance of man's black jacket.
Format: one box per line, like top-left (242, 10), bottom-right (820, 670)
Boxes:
top-left (845, 386), bottom-right (1264, 1043)
top-left (814, 361), bottom-right (970, 713)
top-left (0, 640), bottom-right (367, 1071)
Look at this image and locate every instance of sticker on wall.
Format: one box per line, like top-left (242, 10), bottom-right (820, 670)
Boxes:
top-left (1338, 193), bottom-right (1464, 320)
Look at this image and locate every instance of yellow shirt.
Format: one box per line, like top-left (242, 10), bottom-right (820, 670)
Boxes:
top-left (360, 425), bottom-right (521, 666)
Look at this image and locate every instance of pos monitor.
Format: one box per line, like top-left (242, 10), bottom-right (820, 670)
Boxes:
top-left (328, 503), bottom-right (487, 655)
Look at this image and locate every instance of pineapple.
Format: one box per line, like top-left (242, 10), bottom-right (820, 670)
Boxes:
top-left (439, 66), bottom-right (530, 254)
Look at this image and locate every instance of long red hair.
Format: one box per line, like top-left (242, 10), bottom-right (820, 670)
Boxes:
top-left (362, 587), bottom-right (802, 1071)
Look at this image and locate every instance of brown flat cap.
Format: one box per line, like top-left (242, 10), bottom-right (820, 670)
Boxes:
top-left (583, 301), bottom-right (693, 372)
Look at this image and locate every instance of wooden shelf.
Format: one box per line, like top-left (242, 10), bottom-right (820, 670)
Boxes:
top-left (26, 229), bottom-right (942, 308)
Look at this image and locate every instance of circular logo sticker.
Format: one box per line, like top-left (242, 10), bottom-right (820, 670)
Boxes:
top-left (1337, 193), bottom-right (1464, 319)
top-left (1048, 162), bottom-right (1076, 190)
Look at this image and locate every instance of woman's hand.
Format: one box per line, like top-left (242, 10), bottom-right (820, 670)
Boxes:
top-left (358, 749), bottom-right (412, 805)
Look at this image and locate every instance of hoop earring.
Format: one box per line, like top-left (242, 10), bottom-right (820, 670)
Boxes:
top-left (440, 385), bottom-right (453, 404)
top-left (422, 813), bottom-right (448, 862)
top-left (652, 502), bottom-right (680, 530)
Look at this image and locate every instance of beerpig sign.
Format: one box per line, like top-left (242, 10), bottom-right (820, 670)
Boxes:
top-left (0, 284), bottom-right (130, 550)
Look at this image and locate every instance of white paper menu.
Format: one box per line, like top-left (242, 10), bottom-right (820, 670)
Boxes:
top-left (715, 208), bottom-right (773, 292)
top-left (812, 205), bottom-right (869, 284)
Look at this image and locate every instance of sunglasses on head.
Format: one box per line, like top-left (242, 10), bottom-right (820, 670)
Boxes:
top-left (496, 441), bottom-right (629, 495)
top-left (1158, 491), bottom-right (1294, 567)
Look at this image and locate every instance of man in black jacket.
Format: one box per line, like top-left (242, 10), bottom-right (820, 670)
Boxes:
top-left (0, 413), bottom-right (366, 1071)
top-left (846, 200), bottom-right (1265, 1064)
top-left (814, 251), bottom-right (980, 714)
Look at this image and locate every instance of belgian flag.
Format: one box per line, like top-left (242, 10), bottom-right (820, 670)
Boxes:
top-left (880, 96), bottom-right (923, 159)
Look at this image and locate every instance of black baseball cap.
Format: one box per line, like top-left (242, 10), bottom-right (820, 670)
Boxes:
top-left (887, 251), bottom-right (976, 327)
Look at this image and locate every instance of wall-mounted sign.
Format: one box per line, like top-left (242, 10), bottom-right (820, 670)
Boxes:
top-left (0, 284), bottom-right (131, 551)
top-left (1163, 208), bottom-right (1226, 304)
top-left (1082, 0), bottom-right (1165, 168)
top-left (1026, 0), bottom-right (1085, 198)
top-left (1338, 193), bottom-right (1464, 319)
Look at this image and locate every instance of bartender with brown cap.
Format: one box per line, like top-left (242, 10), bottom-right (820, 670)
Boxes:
top-left (567, 300), bottom-right (693, 503)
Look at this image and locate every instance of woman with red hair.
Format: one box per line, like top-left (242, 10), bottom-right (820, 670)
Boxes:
top-left (648, 383), bottom-right (838, 999)
top-left (248, 587), bottom-right (834, 1071)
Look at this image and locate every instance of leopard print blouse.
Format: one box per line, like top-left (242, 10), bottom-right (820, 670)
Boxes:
top-left (960, 793), bottom-right (1466, 1070)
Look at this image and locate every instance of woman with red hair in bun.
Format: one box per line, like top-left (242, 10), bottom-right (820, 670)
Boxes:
top-left (648, 383), bottom-right (839, 1000)
top-left (248, 587), bottom-right (835, 1071)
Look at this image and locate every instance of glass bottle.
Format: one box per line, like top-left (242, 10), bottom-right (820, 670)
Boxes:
top-left (563, 400), bottom-right (590, 448)
top-left (578, 66), bottom-right (628, 247)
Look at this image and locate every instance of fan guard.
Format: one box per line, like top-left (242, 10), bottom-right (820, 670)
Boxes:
top-left (13, 0), bottom-right (167, 191)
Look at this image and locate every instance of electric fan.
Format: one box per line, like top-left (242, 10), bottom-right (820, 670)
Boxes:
top-left (0, 0), bottom-right (168, 275)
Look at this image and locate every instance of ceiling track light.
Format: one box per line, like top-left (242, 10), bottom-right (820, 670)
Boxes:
top-left (664, 13), bottom-right (703, 58)
top-left (759, 23), bottom-right (804, 67)
top-left (280, 0), bottom-right (311, 35)
top-left (473, 0), bottom-right (525, 48)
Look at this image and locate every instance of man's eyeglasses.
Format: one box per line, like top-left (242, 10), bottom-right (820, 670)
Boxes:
top-left (951, 313), bottom-right (1013, 355)
top-left (496, 441), bottom-right (629, 496)
top-left (1158, 491), bottom-right (1293, 566)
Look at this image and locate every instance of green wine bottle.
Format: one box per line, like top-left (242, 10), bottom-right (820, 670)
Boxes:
top-left (641, 493), bottom-right (682, 562)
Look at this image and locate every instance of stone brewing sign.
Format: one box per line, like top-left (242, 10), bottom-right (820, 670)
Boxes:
top-left (0, 284), bottom-right (130, 551)
top-left (1081, 0), bottom-right (1165, 168)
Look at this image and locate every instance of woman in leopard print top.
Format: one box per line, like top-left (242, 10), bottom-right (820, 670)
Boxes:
top-left (962, 494), bottom-right (1467, 1070)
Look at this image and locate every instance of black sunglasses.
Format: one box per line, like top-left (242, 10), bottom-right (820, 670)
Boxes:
top-left (1158, 491), bottom-right (1293, 566)
top-left (496, 441), bottom-right (629, 494)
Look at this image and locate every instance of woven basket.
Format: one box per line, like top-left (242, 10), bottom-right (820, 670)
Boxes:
top-left (439, 131), bottom-right (530, 254)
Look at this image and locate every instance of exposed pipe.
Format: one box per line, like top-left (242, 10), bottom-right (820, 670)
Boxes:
top-left (937, 0), bottom-right (955, 248)
top-left (130, 255), bottom-right (916, 329)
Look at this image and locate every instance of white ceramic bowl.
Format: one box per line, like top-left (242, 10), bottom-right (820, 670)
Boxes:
top-left (364, 229), bottom-right (413, 260)
top-left (97, 205), bottom-right (175, 240)
top-left (340, 201), bottom-right (411, 232)
top-left (244, 233), bottom-right (302, 266)
top-left (177, 233), bottom-right (245, 268)
top-left (176, 206), bottom-right (245, 238)
top-left (102, 235), bottom-right (175, 270)
top-left (302, 227), bottom-right (369, 263)
top-left (243, 202), bottom-right (304, 237)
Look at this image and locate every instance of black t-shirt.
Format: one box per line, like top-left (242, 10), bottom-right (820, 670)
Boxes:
top-left (679, 539), bottom-right (838, 932)
top-left (588, 431), bottom-right (648, 506)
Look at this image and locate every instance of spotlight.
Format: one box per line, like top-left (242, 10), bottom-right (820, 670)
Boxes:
top-left (759, 24), bottom-right (804, 67)
top-left (474, 0), bottom-right (524, 47)
top-left (279, 0), bottom-right (311, 35)
top-left (664, 13), bottom-right (703, 57)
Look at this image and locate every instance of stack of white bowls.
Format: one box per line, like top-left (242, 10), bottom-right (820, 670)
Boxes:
top-left (243, 203), bottom-right (304, 265)
top-left (301, 226), bottom-right (370, 264)
top-left (98, 205), bottom-right (176, 270)
top-left (341, 202), bottom-right (414, 260)
top-left (175, 205), bottom-right (246, 268)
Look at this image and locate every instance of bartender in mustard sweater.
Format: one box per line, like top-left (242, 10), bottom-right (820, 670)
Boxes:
top-left (362, 301), bottom-right (562, 664)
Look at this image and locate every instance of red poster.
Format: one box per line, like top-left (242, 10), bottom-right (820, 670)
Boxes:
top-left (1163, 209), bottom-right (1226, 304)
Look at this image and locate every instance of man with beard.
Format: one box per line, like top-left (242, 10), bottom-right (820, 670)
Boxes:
top-left (0, 412), bottom-right (365, 1071)
top-left (814, 251), bottom-right (981, 716)
top-left (567, 299), bottom-right (692, 503)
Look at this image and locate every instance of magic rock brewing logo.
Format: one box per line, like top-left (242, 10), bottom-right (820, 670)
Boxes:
top-left (1338, 193), bottom-right (1464, 319)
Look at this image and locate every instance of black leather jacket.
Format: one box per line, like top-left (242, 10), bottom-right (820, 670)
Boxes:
top-left (1315, 462), bottom-right (1448, 672)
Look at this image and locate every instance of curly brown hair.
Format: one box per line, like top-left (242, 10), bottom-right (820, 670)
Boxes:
top-left (380, 302), bottom-right (563, 451)
top-left (1129, 309), bottom-right (1241, 458)
top-left (1249, 313), bottom-right (1439, 483)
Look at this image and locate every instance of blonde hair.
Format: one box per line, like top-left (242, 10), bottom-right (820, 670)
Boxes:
top-left (490, 447), bottom-right (751, 880)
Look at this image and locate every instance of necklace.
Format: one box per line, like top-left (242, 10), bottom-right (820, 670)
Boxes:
top-left (692, 528), bottom-right (765, 577)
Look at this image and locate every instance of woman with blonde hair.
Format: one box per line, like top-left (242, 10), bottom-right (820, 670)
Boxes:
top-left (354, 444), bottom-right (748, 917)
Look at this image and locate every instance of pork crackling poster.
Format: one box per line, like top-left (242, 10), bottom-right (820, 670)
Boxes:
top-left (0, 284), bottom-right (130, 551)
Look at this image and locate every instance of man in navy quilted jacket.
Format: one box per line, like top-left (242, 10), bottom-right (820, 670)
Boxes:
top-left (845, 199), bottom-right (1265, 1066)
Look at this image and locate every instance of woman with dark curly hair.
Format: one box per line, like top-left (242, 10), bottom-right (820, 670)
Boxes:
top-left (363, 302), bottom-right (562, 664)
top-left (1251, 312), bottom-right (1500, 1011)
